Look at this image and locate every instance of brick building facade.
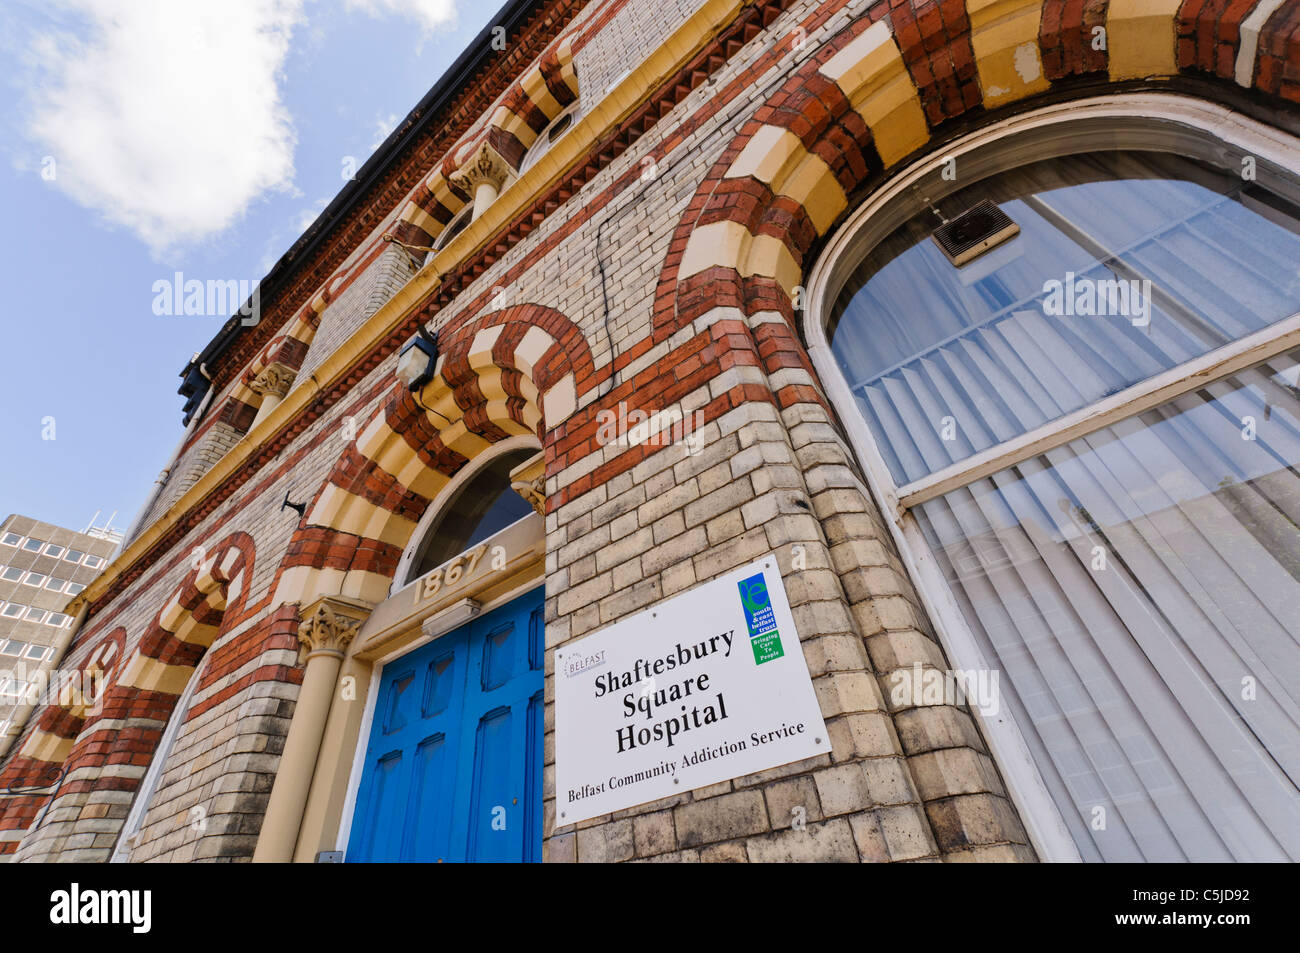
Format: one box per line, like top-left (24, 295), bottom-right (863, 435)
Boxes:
top-left (2, 0), bottom-right (1298, 863)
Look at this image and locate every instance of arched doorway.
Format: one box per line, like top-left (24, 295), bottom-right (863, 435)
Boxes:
top-left (344, 442), bottom-right (546, 863)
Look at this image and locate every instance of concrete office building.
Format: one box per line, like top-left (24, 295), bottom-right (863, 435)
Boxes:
top-left (0, 516), bottom-right (116, 744)
top-left (2, 0), bottom-right (1299, 863)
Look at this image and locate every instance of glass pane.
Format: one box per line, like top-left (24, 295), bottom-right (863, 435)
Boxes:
top-left (912, 347), bottom-right (1300, 861)
top-left (830, 151), bottom-right (1300, 485)
top-left (411, 450), bottom-right (536, 579)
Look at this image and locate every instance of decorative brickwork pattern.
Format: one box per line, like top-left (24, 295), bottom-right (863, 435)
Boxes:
top-left (4, 0), bottom-right (1298, 864)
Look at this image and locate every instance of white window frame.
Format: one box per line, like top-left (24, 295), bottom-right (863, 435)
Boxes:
top-left (0, 533), bottom-right (21, 547)
top-left (803, 92), bottom-right (1300, 864)
top-left (520, 104), bottom-right (578, 173)
top-left (20, 538), bottom-right (42, 553)
top-left (84, 555), bottom-right (104, 569)
top-left (0, 604), bottom-right (23, 619)
top-left (110, 655), bottom-right (211, 862)
top-left (44, 577), bottom-right (66, 592)
top-left (21, 572), bottom-right (45, 588)
top-left (43, 545), bottom-right (64, 559)
top-left (433, 204), bottom-right (474, 252)
top-left (23, 608), bottom-right (46, 623)
top-left (0, 567), bottom-right (23, 582)
top-left (63, 550), bottom-right (84, 565)
top-left (65, 582), bottom-right (85, 596)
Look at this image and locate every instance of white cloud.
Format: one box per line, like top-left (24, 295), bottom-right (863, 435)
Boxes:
top-left (346, 0), bottom-right (457, 35)
top-left (370, 112), bottom-right (401, 150)
top-left (25, 0), bottom-right (304, 255)
top-left (292, 196), bottom-right (329, 235)
top-left (19, 0), bottom-right (460, 256)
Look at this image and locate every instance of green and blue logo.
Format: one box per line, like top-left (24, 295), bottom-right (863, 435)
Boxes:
top-left (738, 572), bottom-right (783, 665)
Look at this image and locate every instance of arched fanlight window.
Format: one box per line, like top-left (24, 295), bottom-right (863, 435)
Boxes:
top-left (808, 98), bottom-right (1300, 863)
top-left (520, 105), bottom-right (577, 173)
top-left (405, 446), bottom-right (538, 582)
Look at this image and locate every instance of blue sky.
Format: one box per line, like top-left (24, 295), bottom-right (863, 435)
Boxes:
top-left (0, 0), bottom-right (500, 535)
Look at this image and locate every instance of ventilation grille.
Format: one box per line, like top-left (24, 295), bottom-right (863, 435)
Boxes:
top-left (931, 199), bottom-right (1020, 267)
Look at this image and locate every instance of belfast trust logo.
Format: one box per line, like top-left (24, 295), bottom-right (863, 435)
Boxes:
top-left (737, 573), bottom-right (783, 665)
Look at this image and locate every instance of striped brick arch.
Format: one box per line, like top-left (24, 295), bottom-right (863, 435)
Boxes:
top-left (275, 304), bottom-right (594, 609)
top-left (390, 32), bottom-right (581, 250)
top-left (0, 533), bottom-right (255, 859)
top-left (657, 0), bottom-right (1300, 342)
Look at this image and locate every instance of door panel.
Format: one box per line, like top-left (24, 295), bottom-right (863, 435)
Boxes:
top-left (347, 587), bottom-right (544, 862)
top-left (403, 733), bottom-right (450, 862)
top-left (466, 707), bottom-right (515, 862)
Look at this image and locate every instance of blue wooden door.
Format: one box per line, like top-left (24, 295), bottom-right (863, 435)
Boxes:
top-left (347, 588), bottom-right (544, 862)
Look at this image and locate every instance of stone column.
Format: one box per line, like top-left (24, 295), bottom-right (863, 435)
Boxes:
top-left (450, 143), bottom-right (511, 221)
top-left (248, 361), bottom-right (296, 430)
top-left (252, 595), bottom-right (371, 863)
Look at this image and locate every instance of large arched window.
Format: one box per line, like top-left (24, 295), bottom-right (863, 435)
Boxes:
top-left (808, 96), bottom-right (1300, 863)
top-left (403, 445), bottom-right (538, 584)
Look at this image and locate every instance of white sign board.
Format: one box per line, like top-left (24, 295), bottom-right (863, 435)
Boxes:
top-left (555, 555), bottom-right (830, 824)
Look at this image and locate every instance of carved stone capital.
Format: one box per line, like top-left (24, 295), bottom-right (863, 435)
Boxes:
top-left (449, 143), bottom-right (511, 196)
top-left (249, 361), bottom-right (296, 400)
top-left (297, 595), bottom-right (372, 661)
top-left (508, 451), bottom-right (546, 516)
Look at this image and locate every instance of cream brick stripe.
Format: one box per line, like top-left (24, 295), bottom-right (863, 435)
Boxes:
top-left (1236, 0), bottom-right (1288, 86)
top-left (820, 20), bottom-right (930, 166)
top-left (1107, 0), bottom-right (1183, 81)
top-left (964, 0), bottom-right (1051, 108)
top-left (678, 19), bottom-right (929, 299)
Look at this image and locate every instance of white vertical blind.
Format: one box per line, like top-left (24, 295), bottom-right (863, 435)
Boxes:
top-left (829, 151), bottom-right (1300, 861)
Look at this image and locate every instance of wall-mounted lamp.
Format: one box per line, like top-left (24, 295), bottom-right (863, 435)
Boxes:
top-left (396, 325), bottom-right (439, 392)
